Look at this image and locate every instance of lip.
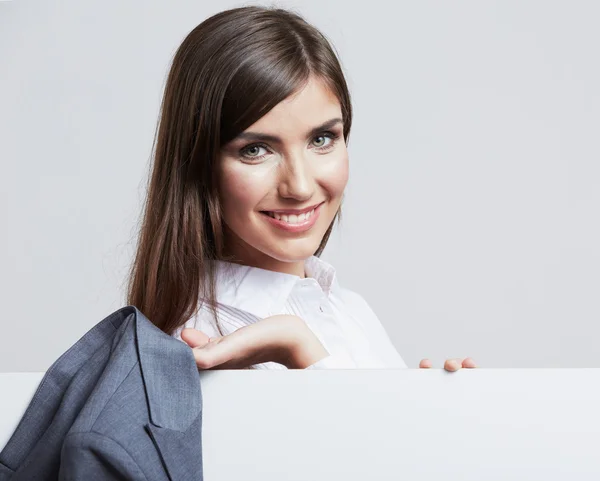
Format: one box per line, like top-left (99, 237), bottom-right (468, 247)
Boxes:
top-left (260, 202), bottom-right (323, 233)
top-left (261, 201), bottom-right (324, 216)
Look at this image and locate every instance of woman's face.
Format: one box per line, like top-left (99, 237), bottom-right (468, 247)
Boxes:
top-left (218, 76), bottom-right (349, 274)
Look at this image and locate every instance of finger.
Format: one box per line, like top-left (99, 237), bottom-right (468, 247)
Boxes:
top-left (444, 358), bottom-right (463, 372)
top-left (191, 325), bottom-right (261, 370)
top-left (462, 357), bottom-right (477, 368)
top-left (180, 328), bottom-right (211, 348)
top-left (191, 337), bottom-right (231, 370)
top-left (419, 358), bottom-right (433, 369)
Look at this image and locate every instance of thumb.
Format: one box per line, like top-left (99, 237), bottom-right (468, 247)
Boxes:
top-left (180, 328), bottom-right (211, 348)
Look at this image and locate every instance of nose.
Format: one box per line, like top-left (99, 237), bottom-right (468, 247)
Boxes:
top-left (277, 153), bottom-right (315, 202)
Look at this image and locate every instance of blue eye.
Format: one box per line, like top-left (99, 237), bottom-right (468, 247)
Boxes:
top-left (239, 131), bottom-right (341, 163)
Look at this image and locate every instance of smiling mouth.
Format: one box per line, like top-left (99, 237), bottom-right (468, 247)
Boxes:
top-left (260, 202), bottom-right (324, 225)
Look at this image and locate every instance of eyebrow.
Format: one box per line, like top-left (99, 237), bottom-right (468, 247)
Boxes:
top-left (232, 117), bottom-right (343, 144)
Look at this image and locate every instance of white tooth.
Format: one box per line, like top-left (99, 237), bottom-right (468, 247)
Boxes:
top-left (270, 210), bottom-right (315, 224)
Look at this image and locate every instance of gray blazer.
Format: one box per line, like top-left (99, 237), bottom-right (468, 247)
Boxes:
top-left (0, 306), bottom-right (203, 480)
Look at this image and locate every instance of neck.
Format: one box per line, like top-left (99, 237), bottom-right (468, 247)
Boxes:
top-left (239, 256), bottom-right (306, 278)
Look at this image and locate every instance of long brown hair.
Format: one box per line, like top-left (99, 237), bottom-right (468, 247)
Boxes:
top-left (126, 5), bottom-right (353, 336)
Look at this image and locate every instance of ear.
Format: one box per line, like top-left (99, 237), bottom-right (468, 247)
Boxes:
top-left (180, 328), bottom-right (211, 348)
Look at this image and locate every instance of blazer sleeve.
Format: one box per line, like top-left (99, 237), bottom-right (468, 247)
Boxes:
top-left (59, 432), bottom-right (147, 481)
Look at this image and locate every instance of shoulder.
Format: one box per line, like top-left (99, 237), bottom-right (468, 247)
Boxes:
top-left (334, 283), bottom-right (377, 315)
top-left (332, 282), bottom-right (393, 339)
top-left (334, 283), bottom-right (409, 369)
top-left (331, 283), bottom-right (388, 335)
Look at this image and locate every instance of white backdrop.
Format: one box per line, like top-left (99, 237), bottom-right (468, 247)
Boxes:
top-left (2, 369), bottom-right (600, 479)
top-left (1, 0), bottom-right (599, 371)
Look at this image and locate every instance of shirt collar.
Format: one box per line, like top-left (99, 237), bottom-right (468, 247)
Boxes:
top-left (209, 255), bottom-right (339, 318)
top-left (304, 255), bottom-right (338, 294)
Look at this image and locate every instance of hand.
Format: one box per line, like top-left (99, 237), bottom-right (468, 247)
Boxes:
top-left (179, 314), bottom-right (329, 370)
top-left (419, 357), bottom-right (477, 372)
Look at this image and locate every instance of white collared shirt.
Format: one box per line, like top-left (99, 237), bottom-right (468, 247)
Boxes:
top-left (172, 256), bottom-right (408, 369)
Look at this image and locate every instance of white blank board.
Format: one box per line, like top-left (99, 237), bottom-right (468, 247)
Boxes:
top-left (2, 369), bottom-right (600, 480)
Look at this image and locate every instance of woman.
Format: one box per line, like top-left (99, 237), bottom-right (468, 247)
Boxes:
top-left (126, 5), bottom-right (477, 372)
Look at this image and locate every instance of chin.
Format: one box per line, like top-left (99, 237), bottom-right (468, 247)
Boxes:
top-left (262, 241), bottom-right (322, 263)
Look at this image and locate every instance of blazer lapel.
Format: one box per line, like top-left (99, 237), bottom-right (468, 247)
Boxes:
top-left (133, 307), bottom-right (203, 481)
top-left (144, 417), bottom-right (203, 480)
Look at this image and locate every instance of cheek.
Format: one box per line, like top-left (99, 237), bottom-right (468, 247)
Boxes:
top-left (319, 150), bottom-right (349, 196)
top-left (218, 163), bottom-right (269, 216)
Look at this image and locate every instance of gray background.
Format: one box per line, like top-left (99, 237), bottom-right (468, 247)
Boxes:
top-left (1, 0), bottom-right (598, 371)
